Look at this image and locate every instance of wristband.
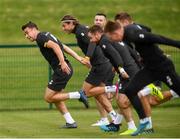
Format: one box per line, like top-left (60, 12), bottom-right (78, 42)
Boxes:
top-left (118, 67), bottom-right (125, 74)
top-left (84, 56), bottom-right (90, 60)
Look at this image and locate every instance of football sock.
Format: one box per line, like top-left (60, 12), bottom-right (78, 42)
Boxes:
top-left (170, 90), bottom-right (179, 99)
top-left (108, 110), bottom-right (117, 121)
top-left (113, 113), bottom-right (123, 124)
top-left (105, 85), bottom-right (116, 93)
top-left (69, 92), bottom-right (80, 99)
top-left (128, 120), bottom-right (137, 130)
top-left (63, 112), bottom-right (75, 124)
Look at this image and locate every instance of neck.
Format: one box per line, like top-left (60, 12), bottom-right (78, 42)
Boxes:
top-left (34, 30), bottom-right (40, 40)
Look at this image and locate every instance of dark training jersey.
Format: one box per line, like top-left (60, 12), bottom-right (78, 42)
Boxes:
top-left (97, 34), bottom-right (123, 69)
top-left (73, 24), bottom-right (109, 66)
top-left (127, 23), bottom-right (152, 68)
top-left (36, 32), bottom-right (67, 71)
top-left (123, 24), bottom-right (180, 70)
top-left (113, 41), bottom-right (139, 75)
top-left (95, 34), bottom-right (139, 76)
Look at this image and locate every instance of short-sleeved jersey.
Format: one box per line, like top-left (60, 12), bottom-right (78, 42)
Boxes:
top-left (36, 32), bottom-right (67, 71)
top-left (73, 24), bottom-right (109, 66)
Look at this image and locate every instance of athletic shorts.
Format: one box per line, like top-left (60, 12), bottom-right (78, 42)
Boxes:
top-left (85, 62), bottom-right (112, 86)
top-left (118, 78), bottom-right (130, 93)
top-left (104, 65), bottom-right (115, 86)
top-left (48, 62), bottom-right (73, 91)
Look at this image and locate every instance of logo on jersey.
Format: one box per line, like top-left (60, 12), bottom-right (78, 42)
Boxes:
top-left (81, 33), bottom-right (85, 36)
top-left (49, 80), bottom-right (53, 85)
top-left (139, 34), bottom-right (145, 39)
top-left (102, 44), bottom-right (106, 49)
top-left (118, 41), bottom-right (125, 46)
top-left (166, 76), bottom-right (173, 86)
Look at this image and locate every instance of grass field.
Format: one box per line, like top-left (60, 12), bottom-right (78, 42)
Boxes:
top-left (0, 0), bottom-right (180, 138)
top-left (1, 106), bottom-right (180, 138)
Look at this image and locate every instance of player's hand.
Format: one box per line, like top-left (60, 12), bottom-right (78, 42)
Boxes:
top-left (121, 71), bottom-right (129, 79)
top-left (60, 61), bottom-right (71, 75)
top-left (81, 57), bottom-right (91, 69)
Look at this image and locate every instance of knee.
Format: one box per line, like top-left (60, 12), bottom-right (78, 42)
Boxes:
top-left (44, 95), bottom-right (54, 103)
top-left (148, 97), bottom-right (159, 106)
top-left (44, 88), bottom-right (56, 103)
top-left (117, 94), bottom-right (130, 109)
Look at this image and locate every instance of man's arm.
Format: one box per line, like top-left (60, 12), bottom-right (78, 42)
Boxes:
top-left (45, 40), bottom-right (71, 74)
top-left (63, 44), bottom-right (91, 67)
top-left (101, 40), bottom-right (124, 68)
top-left (130, 30), bottom-right (180, 48)
top-left (101, 41), bottom-right (129, 79)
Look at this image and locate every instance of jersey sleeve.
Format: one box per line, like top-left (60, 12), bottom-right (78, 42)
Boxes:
top-left (101, 39), bottom-right (124, 68)
top-left (127, 29), bottom-right (180, 49)
top-left (76, 32), bottom-right (90, 45)
top-left (36, 33), bottom-right (50, 48)
top-left (86, 42), bottom-right (96, 58)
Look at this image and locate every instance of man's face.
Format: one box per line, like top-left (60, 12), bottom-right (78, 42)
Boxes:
top-left (88, 32), bottom-right (101, 43)
top-left (106, 28), bottom-right (124, 42)
top-left (23, 27), bottom-right (36, 42)
top-left (115, 19), bottom-right (130, 27)
top-left (94, 15), bottom-right (106, 28)
top-left (61, 22), bottom-right (74, 33)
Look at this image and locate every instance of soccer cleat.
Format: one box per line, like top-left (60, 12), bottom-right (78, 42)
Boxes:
top-left (91, 119), bottom-right (109, 126)
top-left (100, 123), bottom-right (120, 132)
top-left (144, 128), bottom-right (154, 134)
top-left (119, 128), bottom-right (137, 135)
top-left (79, 90), bottom-right (89, 108)
top-left (61, 122), bottom-right (77, 128)
top-left (131, 121), bottom-right (149, 136)
top-left (148, 84), bottom-right (164, 100)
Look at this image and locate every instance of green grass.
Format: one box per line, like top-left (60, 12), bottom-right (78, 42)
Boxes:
top-left (0, 0), bottom-right (180, 138)
top-left (0, 106), bottom-right (180, 138)
top-left (0, 0), bottom-right (180, 44)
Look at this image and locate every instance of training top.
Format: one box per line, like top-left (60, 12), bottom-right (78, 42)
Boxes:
top-left (123, 24), bottom-right (180, 70)
top-left (73, 24), bottom-right (109, 66)
top-left (36, 32), bottom-right (67, 71)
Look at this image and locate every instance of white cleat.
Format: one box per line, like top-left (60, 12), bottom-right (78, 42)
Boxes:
top-left (91, 119), bottom-right (110, 127)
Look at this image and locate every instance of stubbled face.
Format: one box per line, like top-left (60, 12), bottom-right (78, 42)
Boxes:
top-left (106, 28), bottom-right (124, 42)
top-left (61, 22), bottom-right (75, 34)
top-left (23, 27), bottom-right (37, 42)
top-left (88, 32), bottom-right (101, 43)
top-left (94, 15), bottom-right (106, 28)
top-left (115, 19), bottom-right (130, 27)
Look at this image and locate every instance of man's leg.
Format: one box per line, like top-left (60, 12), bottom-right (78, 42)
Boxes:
top-left (124, 68), bottom-right (156, 136)
top-left (44, 87), bottom-right (88, 108)
top-left (44, 88), bottom-right (77, 128)
top-left (91, 99), bottom-right (109, 126)
top-left (116, 94), bottom-right (137, 135)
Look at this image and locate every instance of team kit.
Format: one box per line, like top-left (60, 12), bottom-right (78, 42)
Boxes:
top-left (22, 12), bottom-right (180, 136)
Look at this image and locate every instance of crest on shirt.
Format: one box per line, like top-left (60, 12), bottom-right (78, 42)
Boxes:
top-left (139, 34), bottom-right (145, 38)
top-left (102, 44), bottom-right (106, 49)
top-left (81, 33), bottom-right (85, 36)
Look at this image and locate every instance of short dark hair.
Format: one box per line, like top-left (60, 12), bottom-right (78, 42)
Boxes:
top-left (104, 20), bottom-right (121, 33)
top-left (21, 21), bottom-right (38, 30)
top-left (88, 25), bottom-right (104, 34)
top-left (114, 12), bottom-right (132, 21)
top-left (61, 15), bottom-right (79, 25)
top-left (95, 13), bottom-right (107, 18)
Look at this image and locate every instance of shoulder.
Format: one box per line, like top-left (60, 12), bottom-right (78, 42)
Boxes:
top-left (75, 24), bottom-right (88, 36)
top-left (134, 23), bottom-right (152, 32)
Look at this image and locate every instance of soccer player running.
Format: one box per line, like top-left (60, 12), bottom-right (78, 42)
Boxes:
top-left (114, 12), bottom-right (179, 109)
top-left (60, 15), bottom-right (119, 122)
top-left (104, 20), bottom-right (180, 136)
top-left (91, 13), bottom-right (115, 127)
top-left (87, 25), bottom-right (163, 135)
top-left (21, 21), bottom-right (89, 129)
